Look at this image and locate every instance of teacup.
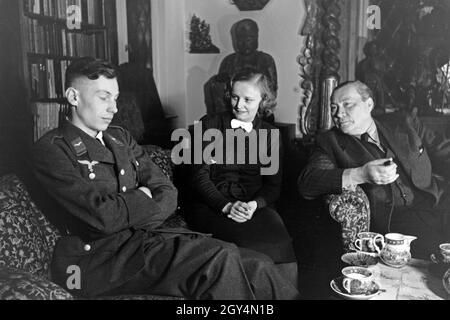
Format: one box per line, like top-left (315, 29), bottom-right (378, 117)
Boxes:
top-left (439, 243), bottom-right (450, 263)
top-left (354, 232), bottom-right (385, 255)
top-left (341, 266), bottom-right (373, 295)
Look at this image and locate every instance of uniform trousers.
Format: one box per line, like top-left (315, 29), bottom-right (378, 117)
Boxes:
top-left (102, 231), bottom-right (300, 300)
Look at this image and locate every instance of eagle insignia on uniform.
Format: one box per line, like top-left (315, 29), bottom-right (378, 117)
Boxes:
top-left (78, 160), bottom-right (100, 180)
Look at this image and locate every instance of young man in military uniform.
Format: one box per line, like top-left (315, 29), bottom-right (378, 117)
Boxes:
top-left (32, 57), bottom-right (299, 299)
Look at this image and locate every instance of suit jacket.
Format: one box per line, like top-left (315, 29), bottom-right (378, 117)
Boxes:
top-left (298, 114), bottom-right (450, 232)
top-left (32, 120), bottom-right (178, 296)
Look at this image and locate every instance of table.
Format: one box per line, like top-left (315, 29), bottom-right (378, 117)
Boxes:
top-left (370, 258), bottom-right (449, 300)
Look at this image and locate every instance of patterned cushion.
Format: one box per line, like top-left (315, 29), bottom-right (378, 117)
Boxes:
top-left (327, 186), bottom-right (371, 252)
top-left (0, 174), bottom-right (60, 278)
top-left (142, 145), bottom-right (174, 181)
top-left (0, 267), bottom-right (72, 300)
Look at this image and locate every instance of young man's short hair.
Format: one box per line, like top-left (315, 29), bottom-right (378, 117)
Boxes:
top-left (65, 57), bottom-right (117, 90)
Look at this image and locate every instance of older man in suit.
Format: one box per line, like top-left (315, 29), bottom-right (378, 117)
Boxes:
top-left (298, 80), bottom-right (450, 257)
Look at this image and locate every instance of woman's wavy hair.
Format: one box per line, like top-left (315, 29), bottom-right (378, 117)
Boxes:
top-left (226, 68), bottom-right (277, 114)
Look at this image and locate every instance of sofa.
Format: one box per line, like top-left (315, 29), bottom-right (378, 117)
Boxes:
top-left (0, 142), bottom-right (370, 300)
top-left (0, 145), bottom-right (185, 300)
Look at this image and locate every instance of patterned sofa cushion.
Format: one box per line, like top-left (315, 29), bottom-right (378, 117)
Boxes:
top-left (327, 186), bottom-right (371, 252)
top-left (142, 144), bottom-right (174, 181)
top-left (0, 174), bottom-right (60, 278)
top-left (0, 267), bottom-right (72, 300)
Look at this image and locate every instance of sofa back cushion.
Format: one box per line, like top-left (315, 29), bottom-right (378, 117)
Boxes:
top-left (0, 174), bottom-right (60, 278)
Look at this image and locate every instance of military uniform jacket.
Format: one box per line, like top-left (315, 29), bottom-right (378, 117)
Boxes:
top-left (32, 120), bottom-right (178, 296)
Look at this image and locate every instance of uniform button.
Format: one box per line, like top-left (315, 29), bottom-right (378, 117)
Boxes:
top-left (120, 169), bottom-right (125, 176)
top-left (122, 186), bottom-right (127, 192)
top-left (84, 244), bottom-right (91, 252)
top-left (135, 161), bottom-right (139, 167)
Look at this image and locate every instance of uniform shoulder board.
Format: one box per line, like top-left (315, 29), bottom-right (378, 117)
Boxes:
top-left (50, 134), bottom-right (64, 144)
top-left (71, 137), bottom-right (87, 156)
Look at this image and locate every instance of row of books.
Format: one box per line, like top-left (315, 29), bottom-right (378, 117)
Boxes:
top-left (24, 17), bottom-right (107, 57)
top-left (30, 59), bottom-right (69, 99)
top-left (24, 0), bottom-right (104, 26)
top-left (33, 103), bottom-right (70, 141)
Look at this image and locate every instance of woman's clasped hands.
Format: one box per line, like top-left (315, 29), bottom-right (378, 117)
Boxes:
top-left (222, 201), bottom-right (258, 223)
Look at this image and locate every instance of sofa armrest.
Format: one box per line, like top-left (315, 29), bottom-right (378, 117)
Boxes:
top-left (0, 267), bottom-right (73, 300)
top-left (326, 186), bottom-right (371, 252)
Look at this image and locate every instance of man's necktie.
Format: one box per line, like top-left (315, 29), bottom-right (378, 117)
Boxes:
top-left (361, 132), bottom-right (370, 143)
top-left (360, 132), bottom-right (385, 154)
top-left (230, 119), bottom-right (253, 133)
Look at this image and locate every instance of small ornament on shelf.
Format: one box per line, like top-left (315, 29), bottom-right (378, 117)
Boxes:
top-left (189, 15), bottom-right (220, 54)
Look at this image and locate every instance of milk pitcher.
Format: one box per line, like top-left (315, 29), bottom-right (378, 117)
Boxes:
top-left (380, 233), bottom-right (417, 268)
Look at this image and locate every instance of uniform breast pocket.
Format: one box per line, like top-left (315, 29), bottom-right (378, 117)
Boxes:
top-left (77, 161), bottom-right (115, 182)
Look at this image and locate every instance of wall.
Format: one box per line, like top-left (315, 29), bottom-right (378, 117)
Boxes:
top-left (152, 0), bottom-right (306, 135)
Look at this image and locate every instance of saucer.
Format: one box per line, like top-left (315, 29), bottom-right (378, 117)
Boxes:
top-left (341, 252), bottom-right (378, 267)
top-left (330, 276), bottom-right (381, 300)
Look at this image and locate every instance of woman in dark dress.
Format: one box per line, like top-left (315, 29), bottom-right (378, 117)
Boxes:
top-left (186, 68), bottom-right (295, 263)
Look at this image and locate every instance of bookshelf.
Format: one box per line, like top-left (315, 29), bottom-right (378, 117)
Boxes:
top-left (17, 0), bottom-right (118, 142)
